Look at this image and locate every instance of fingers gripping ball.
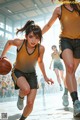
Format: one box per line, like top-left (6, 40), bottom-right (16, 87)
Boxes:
top-left (0, 57), bottom-right (12, 75)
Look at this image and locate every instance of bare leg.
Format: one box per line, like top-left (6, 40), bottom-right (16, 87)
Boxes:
top-left (62, 49), bottom-right (79, 93)
top-left (61, 49), bottom-right (80, 109)
top-left (54, 68), bottom-right (63, 91)
top-left (17, 76), bottom-right (30, 98)
top-left (60, 70), bottom-right (68, 94)
top-left (16, 76), bottom-right (30, 111)
top-left (22, 89), bottom-right (37, 118)
top-left (59, 69), bottom-right (69, 106)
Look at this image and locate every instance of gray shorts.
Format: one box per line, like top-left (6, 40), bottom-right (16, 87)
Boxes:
top-left (53, 61), bottom-right (64, 70)
top-left (11, 69), bottom-right (38, 90)
top-left (59, 37), bottom-right (80, 58)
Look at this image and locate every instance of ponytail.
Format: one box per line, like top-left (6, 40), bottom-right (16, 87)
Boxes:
top-left (16, 20), bottom-right (35, 35)
top-left (16, 20), bottom-right (42, 43)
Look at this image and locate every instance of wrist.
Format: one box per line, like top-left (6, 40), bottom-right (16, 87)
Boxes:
top-left (43, 75), bottom-right (47, 79)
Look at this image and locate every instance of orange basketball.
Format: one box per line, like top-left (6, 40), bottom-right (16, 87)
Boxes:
top-left (0, 57), bottom-right (12, 75)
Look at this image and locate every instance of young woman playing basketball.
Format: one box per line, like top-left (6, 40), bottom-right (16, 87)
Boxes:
top-left (0, 20), bottom-right (53, 120)
top-left (49, 45), bottom-right (69, 106)
top-left (49, 45), bottom-right (64, 91)
top-left (42, 0), bottom-right (80, 117)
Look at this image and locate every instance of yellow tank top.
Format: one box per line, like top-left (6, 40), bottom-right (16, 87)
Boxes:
top-left (52, 51), bottom-right (60, 60)
top-left (59, 5), bottom-right (80, 39)
top-left (15, 40), bottom-right (40, 73)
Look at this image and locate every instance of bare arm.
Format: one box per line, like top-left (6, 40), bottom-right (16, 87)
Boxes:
top-left (49, 59), bottom-right (53, 69)
top-left (38, 45), bottom-right (54, 84)
top-left (42, 6), bottom-right (61, 34)
top-left (49, 53), bottom-right (54, 69)
top-left (1, 39), bottom-right (23, 58)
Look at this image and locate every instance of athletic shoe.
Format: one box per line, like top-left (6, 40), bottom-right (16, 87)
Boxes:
top-left (73, 100), bottom-right (80, 117)
top-left (17, 96), bottom-right (24, 110)
top-left (62, 94), bottom-right (69, 107)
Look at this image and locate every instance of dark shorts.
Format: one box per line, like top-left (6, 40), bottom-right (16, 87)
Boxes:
top-left (11, 69), bottom-right (38, 90)
top-left (59, 38), bottom-right (80, 58)
top-left (53, 61), bottom-right (64, 70)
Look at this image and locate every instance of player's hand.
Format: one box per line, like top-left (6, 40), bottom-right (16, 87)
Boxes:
top-left (44, 76), bottom-right (54, 85)
top-left (49, 78), bottom-right (54, 85)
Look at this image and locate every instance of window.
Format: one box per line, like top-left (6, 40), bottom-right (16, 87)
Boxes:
top-left (6, 25), bottom-right (12, 32)
top-left (6, 18), bottom-right (12, 32)
top-left (0, 30), bottom-right (4, 37)
top-left (0, 14), bottom-right (4, 29)
top-left (0, 22), bottom-right (4, 29)
top-left (5, 33), bottom-right (12, 39)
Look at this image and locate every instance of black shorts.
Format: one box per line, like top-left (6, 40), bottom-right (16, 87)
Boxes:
top-left (59, 37), bottom-right (80, 58)
top-left (11, 69), bottom-right (38, 90)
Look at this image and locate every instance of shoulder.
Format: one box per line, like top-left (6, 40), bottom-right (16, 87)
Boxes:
top-left (14, 38), bottom-right (24, 43)
top-left (51, 52), bottom-right (54, 56)
top-left (39, 44), bottom-right (45, 53)
top-left (54, 5), bottom-right (62, 17)
top-left (12, 38), bottom-right (24, 47)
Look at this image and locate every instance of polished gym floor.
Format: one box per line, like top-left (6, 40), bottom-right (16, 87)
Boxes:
top-left (0, 91), bottom-right (80, 120)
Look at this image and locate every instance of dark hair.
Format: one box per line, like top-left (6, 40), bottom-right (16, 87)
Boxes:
top-left (69, 0), bottom-right (80, 15)
top-left (16, 20), bottom-right (42, 43)
top-left (52, 45), bottom-right (57, 49)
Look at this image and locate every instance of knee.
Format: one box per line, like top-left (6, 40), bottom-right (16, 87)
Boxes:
top-left (23, 88), bottom-right (30, 95)
top-left (67, 63), bottom-right (74, 73)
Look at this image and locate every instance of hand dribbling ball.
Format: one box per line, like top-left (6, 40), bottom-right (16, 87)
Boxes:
top-left (0, 57), bottom-right (12, 75)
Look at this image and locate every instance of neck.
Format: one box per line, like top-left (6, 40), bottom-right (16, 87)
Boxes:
top-left (26, 40), bottom-right (35, 49)
top-left (27, 44), bottom-right (35, 49)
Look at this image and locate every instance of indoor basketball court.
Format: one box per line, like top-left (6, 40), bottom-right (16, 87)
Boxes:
top-left (0, 0), bottom-right (80, 120)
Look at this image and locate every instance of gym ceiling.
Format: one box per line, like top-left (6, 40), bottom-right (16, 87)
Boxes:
top-left (0, 0), bottom-right (56, 22)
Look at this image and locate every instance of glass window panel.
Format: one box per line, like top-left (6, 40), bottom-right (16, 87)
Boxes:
top-left (0, 22), bottom-right (4, 29)
top-left (6, 18), bottom-right (12, 32)
top-left (0, 30), bottom-right (4, 37)
top-left (5, 33), bottom-right (12, 39)
top-left (0, 14), bottom-right (5, 29)
top-left (6, 25), bottom-right (12, 32)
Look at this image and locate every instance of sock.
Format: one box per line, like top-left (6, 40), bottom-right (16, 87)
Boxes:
top-left (70, 91), bottom-right (78, 104)
top-left (64, 88), bottom-right (68, 95)
top-left (19, 115), bottom-right (26, 120)
top-left (19, 96), bottom-right (24, 99)
top-left (60, 84), bottom-right (62, 87)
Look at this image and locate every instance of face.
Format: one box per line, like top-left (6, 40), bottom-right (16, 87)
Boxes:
top-left (26, 32), bottom-right (40, 48)
top-left (52, 47), bottom-right (57, 51)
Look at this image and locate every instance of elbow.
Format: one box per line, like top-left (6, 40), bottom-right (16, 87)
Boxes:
top-left (38, 60), bottom-right (43, 65)
top-left (47, 24), bottom-right (51, 28)
top-left (38, 60), bottom-right (42, 64)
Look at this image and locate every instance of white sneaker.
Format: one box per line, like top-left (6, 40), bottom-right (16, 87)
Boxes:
top-left (62, 94), bottom-right (69, 107)
top-left (73, 100), bottom-right (80, 117)
top-left (17, 96), bottom-right (24, 110)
